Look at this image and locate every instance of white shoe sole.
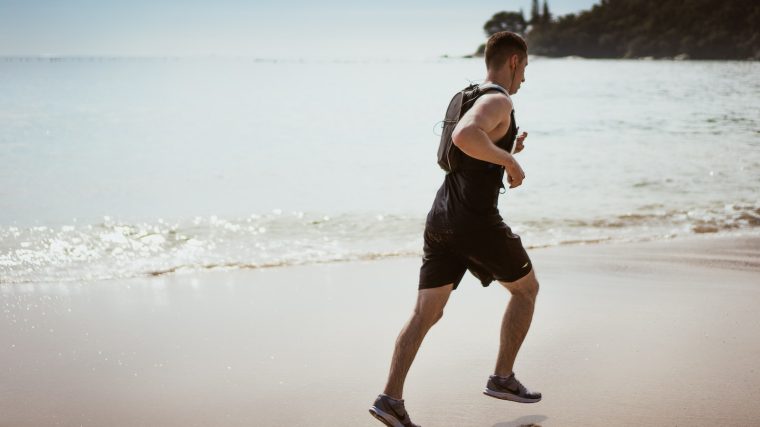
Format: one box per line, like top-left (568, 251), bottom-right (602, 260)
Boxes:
top-left (369, 406), bottom-right (404, 427)
top-left (483, 388), bottom-right (542, 403)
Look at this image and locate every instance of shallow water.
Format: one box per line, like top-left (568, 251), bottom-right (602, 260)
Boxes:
top-left (1, 57), bottom-right (759, 283)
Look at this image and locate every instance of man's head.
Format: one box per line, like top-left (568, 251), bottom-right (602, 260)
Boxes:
top-left (485, 31), bottom-right (528, 94)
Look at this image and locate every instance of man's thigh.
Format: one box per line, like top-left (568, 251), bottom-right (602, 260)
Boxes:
top-left (461, 223), bottom-right (533, 286)
top-left (415, 283), bottom-right (455, 314)
top-left (419, 228), bottom-right (468, 290)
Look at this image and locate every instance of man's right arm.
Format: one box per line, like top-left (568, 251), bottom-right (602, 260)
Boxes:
top-left (451, 94), bottom-right (525, 188)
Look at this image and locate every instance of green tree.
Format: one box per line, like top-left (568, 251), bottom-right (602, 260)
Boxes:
top-left (483, 11), bottom-right (528, 36)
top-left (541, 0), bottom-right (552, 24)
top-left (530, 0), bottom-right (540, 25)
top-left (517, 0), bottom-right (760, 59)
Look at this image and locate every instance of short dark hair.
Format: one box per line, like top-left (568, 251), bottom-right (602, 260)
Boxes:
top-left (485, 31), bottom-right (528, 70)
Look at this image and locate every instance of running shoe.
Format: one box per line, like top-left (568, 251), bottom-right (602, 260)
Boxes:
top-left (369, 394), bottom-right (420, 427)
top-left (483, 373), bottom-right (542, 403)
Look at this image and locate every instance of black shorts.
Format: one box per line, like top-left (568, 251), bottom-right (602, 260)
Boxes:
top-left (418, 223), bottom-right (532, 290)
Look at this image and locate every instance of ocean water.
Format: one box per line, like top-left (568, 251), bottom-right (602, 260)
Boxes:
top-left (1, 57), bottom-right (759, 284)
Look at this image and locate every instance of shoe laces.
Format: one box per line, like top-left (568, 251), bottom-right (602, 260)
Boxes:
top-left (493, 374), bottom-right (529, 394)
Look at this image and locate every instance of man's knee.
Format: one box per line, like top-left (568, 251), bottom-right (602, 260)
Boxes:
top-left (412, 284), bottom-right (452, 326)
top-left (413, 305), bottom-right (445, 327)
top-left (500, 270), bottom-right (539, 300)
top-left (527, 277), bottom-right (539, 299)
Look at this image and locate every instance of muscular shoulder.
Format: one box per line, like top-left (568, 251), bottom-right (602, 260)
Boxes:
top-left (460, 92), bottom-right (512, 132)
top-left (471, 92), bottom-right (513, 118)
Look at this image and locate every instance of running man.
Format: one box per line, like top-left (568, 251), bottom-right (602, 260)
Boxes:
top-left (369, 31), bottom-right (540, 427)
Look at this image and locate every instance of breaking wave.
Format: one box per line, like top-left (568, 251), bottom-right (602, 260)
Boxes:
top-left (1, 202), bottom-right (758, 284)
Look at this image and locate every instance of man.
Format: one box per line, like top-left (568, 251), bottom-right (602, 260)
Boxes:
top-left (369, 31), bottom-right (540, 427)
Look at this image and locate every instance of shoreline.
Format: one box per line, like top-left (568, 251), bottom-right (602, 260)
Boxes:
top-left (1, 232), bottom-right (759, 426)
top-left (4, 228), bottom-right (759, 286)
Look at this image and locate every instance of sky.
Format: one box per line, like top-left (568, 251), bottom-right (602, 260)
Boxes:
top-left (0, 0), bottom-right (600, 59)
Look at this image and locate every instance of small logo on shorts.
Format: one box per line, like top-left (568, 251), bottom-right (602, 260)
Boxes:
top-left (522, 262), bottom-right (530, 269)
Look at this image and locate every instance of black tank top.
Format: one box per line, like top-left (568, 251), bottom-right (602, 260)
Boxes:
top-left (426, 109), bottom-right (518, 231)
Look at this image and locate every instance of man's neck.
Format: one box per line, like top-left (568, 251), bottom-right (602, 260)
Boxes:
top-left (485, 74), bottom-right (512, 93)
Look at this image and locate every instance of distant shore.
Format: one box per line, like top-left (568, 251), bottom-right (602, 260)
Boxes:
top-left (478, 0), bottom-right (760, 61)
top-left (462, 52), bottom-right (759, 61)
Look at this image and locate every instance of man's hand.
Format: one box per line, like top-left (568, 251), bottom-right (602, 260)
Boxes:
top-left (514, 131), bottom-right (528, 154)
top-left (504, 154), bottom-right (525, 188)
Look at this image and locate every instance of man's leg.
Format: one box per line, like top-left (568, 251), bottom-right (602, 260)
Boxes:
top-left (494, 269), bottom-right (539, 376)
top-left (383, 283), bottom-right (454, 399)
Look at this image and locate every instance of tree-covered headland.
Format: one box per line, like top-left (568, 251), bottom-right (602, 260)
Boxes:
top-left (475, 0), bottom-right (760, 60)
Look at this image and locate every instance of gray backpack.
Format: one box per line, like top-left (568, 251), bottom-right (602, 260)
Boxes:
top-left (436, 83), bottom-right (510, 172)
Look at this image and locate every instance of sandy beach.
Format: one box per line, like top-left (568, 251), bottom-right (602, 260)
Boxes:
top-left (1, 232), bottom-right (759, 426)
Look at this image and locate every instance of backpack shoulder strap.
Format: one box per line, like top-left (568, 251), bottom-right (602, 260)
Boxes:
top-left (478, 83), bottom-right (511, 99)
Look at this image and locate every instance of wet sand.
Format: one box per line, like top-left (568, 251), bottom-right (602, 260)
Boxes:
top-left (1, 232), bottom-right (759, 426)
